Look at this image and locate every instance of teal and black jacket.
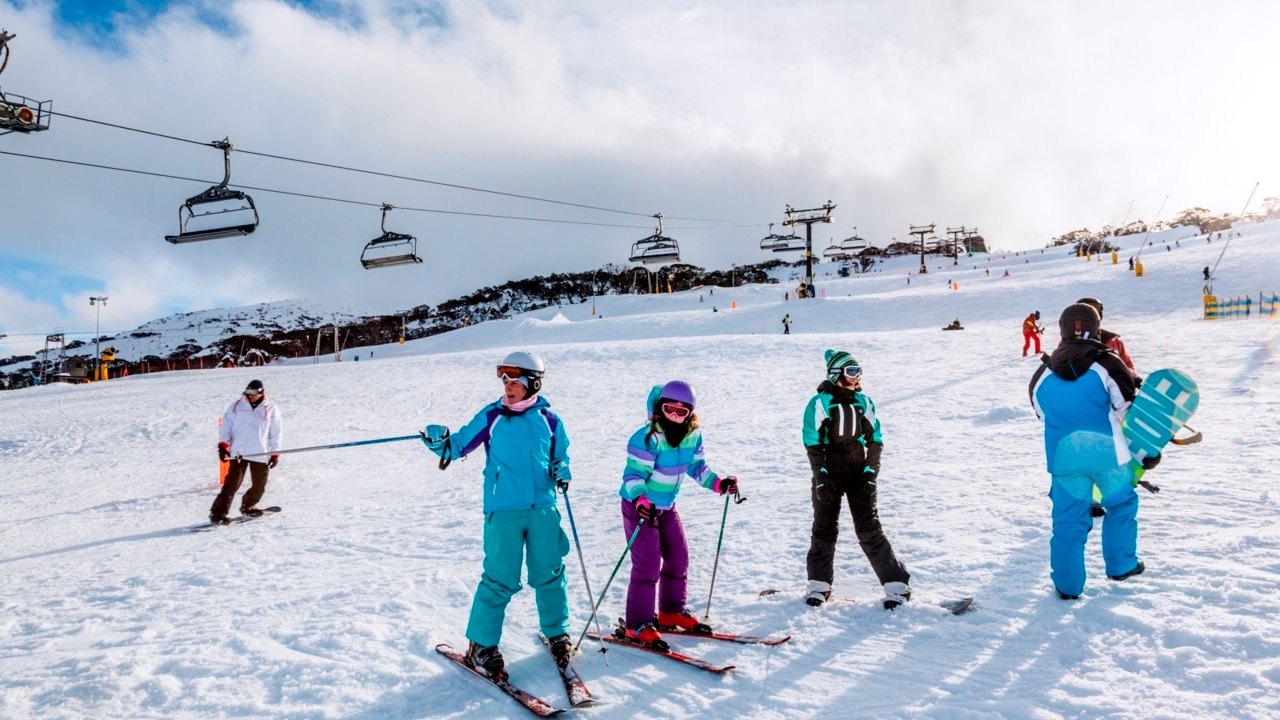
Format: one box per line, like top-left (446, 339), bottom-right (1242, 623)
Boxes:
top-left (802, 380), bottom-right (883, 478)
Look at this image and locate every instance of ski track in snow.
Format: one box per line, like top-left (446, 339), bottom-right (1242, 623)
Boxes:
top-left (2, 225), bottom-right (1279, 718)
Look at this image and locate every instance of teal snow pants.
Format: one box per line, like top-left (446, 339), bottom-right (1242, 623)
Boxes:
top-left (465, 506), bottom-right (571, 648)
top-left (1049, 463), bottom-right (1140, 597)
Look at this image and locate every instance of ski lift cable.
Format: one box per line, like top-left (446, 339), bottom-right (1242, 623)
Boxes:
top-left (47, 110), bottom-right (752, 225)
top-left (1207, 181), bottom-right (1261, 295)
top-left (0, 149), bottom-right (658, 229)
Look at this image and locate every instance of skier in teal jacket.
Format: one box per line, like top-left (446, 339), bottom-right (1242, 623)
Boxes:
top-left (421, 351), bottom-right (573, 680)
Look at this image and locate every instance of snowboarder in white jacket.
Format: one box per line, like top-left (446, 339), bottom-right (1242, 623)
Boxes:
top-left (210, 379), bottom-right (283, 523)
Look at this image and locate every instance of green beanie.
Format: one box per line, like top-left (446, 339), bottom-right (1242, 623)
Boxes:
top-left (824, 349), bottom-right (860, 380)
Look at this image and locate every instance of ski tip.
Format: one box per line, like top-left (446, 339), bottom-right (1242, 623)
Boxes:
top-left (758, 588), bottom-right (781, 596)
top-left (940, 597), bottom-right (976, 615)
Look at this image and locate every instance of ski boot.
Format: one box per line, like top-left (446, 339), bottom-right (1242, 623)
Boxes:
top-left (882, 581), bottom-right (912, 610)
top-left (209, 513), bottom-right (231, 526)
top-left (465, 641), bottom-right (506, 679)
top-left (618, 623), bottom-right (669, 652)
top-left (546, 633), bottom-right (573, 660)
top-left (241, 506), bottom-right (265, 518)
top-left (657, 610), bottom-right (713, 635)
top-left (805, 580), bottom-right (832, 607)
top-left (1107, 560), bottom-right (1145, 581)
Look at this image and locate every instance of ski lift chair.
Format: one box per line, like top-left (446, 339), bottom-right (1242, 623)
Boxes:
top-left (360, 204), bottom-right (423, 269)
top-left (0, 32), bottom-right (52, 135)
top-left (839, 229), bottom-right (868, 253)
top-left (629, 213), bottom-right (681, 265)
top-left (165, 138), bottom-right (260, 244)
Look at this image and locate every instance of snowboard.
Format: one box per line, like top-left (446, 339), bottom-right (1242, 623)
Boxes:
top-left (1123, 368), bottom-right (1199, 466)
top-left (190, 506), bottom-right (282, 532)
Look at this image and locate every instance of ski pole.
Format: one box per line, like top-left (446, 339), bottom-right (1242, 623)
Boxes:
top-left (561, 487), bottom-right (609, 665)
top-left (704, 486), bottom-right (747, 622)
top-left (236, 434), bottom-right (422, 459)
top-left (574, 519), bottom-right (645, 653)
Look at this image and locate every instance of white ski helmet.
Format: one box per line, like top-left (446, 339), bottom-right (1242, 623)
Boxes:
top-left (498, 350), bottom-right (546, 394)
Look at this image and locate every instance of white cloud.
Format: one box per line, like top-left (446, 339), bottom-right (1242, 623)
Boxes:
top-left (1, 0), bottom-right (1277, 357)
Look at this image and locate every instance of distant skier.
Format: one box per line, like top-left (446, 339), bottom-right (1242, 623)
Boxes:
top-left (419, 351), bottom-right (573, 679)
top-left (1203, 266), bottom-right (1211, 281)
top-left (618, 380), bottom-right (739, 649)
top-left (1029, 304), bottom-right (1149, 600)
top-left (783, 314), bottom-right (792, 334)
top-left (210, 379), bottom-right (283, 524)
top-left (1022, 311), bottom-right (1044, 356)
top-left (803, 350), bottom-right (911, 609)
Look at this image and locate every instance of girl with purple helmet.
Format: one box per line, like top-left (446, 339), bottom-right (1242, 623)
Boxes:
top-left (617, 380), bottom-right (739, 649)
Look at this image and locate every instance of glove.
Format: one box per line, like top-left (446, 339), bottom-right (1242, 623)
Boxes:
top-left (813, 469), bottom-right (835, 504)
top-left (552, 460), bottom-right (572, 490)
top-left (634, 495), bottom-right (655, 523)
top-left (421, 425), bottom-right (450, 453)
top-left (713, 475), bottom-right (738, 496)
top-left (267, 454), bottom-right (280, 469)
top-left (1141, 453), bottom-right (1161, 471)
top-left (862, 466), bottom-right (878, 485)
top-left (217, 442), bottom-right (230, 462)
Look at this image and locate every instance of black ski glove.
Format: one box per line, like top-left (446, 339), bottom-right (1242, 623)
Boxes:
top-left (218, 442), bottom-right (230, 462)
top-left (813, 469), bottom-right (835, 504)
top-left (1141, 453), bottom-right (1161, 471)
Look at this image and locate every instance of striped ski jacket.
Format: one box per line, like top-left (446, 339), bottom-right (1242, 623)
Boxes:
top-left (802, 380), bottom-right (883, 478)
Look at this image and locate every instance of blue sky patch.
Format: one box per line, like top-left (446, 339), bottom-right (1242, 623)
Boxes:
top-left (0, 253), bottom-right (105, 313)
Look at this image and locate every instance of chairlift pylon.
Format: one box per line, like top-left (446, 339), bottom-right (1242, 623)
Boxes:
top-left (165, 138), bottom-right (260, 244)
top-left (361, 204), bottom-right (423, 269)
top-left (0, 30), bottom-right (53, 135)
top-left (629, 213), bottom-right (681, 265)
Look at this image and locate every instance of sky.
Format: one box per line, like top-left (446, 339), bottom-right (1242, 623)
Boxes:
top-left (1, 0), bottom-right (1279, 358)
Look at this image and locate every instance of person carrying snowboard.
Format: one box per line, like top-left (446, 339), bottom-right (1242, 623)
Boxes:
top-left (210, 379), bottom-right (283, 524)
top-left (618, 380), bottom-right (739, 650)
top-left (420, 351), bottom-right (573, 679)
top-left (803, 350), bottom-right (911, 609)
top-left (1029, 304), bottom-right (1152, 600)
top-left (1022, 311), bottom-right (1044, 356)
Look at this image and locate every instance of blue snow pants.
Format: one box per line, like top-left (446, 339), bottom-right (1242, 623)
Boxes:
top-left (1049, 463), bottom-right (1140, 597)
top-left (465, 506), bottom-right (571, 648)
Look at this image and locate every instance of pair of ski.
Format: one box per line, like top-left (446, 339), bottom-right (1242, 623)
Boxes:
top-left (435, 635), bottom-right (592, 717)
top-left (438, 625), bottom-right (790, 715)
top-left (760, 588), bottom-right (976, 615)
top-left (189, 506), bottom-right (282, 532)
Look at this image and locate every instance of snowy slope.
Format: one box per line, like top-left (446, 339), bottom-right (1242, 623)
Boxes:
top-left (1, 224), bottom-right (1278, 719)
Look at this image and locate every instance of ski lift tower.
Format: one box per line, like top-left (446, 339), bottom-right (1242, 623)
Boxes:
top-left (0, 30), bottom-right (53, 136)
top-left (781, 202), bottom-right (836, 294)
top-left (945, 226), bottom-right (967, 265)
top-left (909, 224), bottom-right (935, 274)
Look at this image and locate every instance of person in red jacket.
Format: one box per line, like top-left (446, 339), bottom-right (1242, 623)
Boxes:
top-left (1022, 311), bottom-right (1044, 356)
top-left (1075, 298), bottom-right (1135, 371)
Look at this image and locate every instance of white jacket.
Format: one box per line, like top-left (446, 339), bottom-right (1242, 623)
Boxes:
top-left (219, 395), bottom-right (284, 461)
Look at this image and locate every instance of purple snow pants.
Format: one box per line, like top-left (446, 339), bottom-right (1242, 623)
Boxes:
top-left (621, 499), bottom-right (690, 630)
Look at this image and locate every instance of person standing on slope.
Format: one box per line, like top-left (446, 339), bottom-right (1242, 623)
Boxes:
top-left (1029, 304), bottom-right (1152, 600)
top-left (803, 350), bottom-right (911, 609)
top-left (420, 351), bottom-right (574, 680)
top-left (1075, 297), bottom-right (1136, 372)
top-left (1023, 311), bottom-right (1045, 356)
top-left (783, 313), bottom-right (792, 335)
top-left (618, 380), bottom-right (740, 650)
top-left (210, 379), bottom-right (283, 524)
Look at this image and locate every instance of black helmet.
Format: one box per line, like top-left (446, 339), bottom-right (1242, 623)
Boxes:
top-left (1034, 310), bottom-right (1041, 320)
top-left (1059, 303), bottom-right (1101, 340)
top-left (1075, 297), bottom-right (1103, 319)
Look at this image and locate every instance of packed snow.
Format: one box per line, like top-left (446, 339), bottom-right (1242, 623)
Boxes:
top-left (2, 224), bottom-right (1278, 719)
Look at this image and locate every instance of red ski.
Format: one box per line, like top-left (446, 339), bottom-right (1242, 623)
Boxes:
top-left (435, 643), bottom-right (564, 717)
top-left (585, 632), bottom-right (736, 673)
top-left (539, 635), bottom-right (594, 708)
top-left (654, 626), bottom-right (791, 646)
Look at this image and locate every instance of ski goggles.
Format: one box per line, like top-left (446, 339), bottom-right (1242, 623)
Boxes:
top-left (660, 402), bottom-right (691, 422)
top-left (497, 365), bottom-right (538, 382)
top-left (243, 388), bottom-right (263, 396)
top-left (831, 364), bottom-right (862, 381)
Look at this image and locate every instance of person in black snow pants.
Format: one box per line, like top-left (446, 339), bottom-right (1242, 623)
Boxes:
top-left (802, 350), bottom-right (911, 609)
